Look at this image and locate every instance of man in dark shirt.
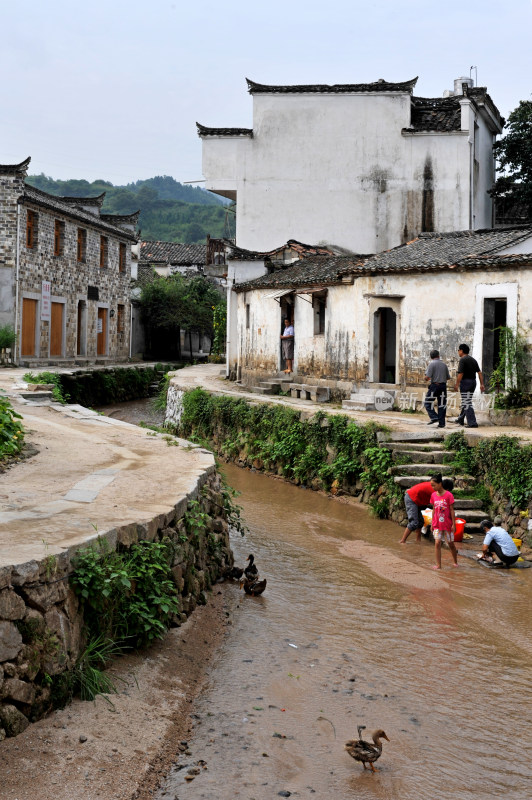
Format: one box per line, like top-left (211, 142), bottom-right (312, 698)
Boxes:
top-left (424, 349), bottom-right (450, 427)
top-left (452, 343), bottom-right (485, 427)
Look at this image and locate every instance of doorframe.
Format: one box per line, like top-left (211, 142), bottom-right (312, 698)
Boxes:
top-left (472, 282), bottom-right (518, 387)
top-left (367, 295), bottom-right (402, 384)
top-left (96, 303), bottom-right (110, 356)
top-left (76, 295), bottom-right (88, 356)
top-left (48, 295), bottom-right (66, 358)
top-left (20, 291), bottom-right (41, 358)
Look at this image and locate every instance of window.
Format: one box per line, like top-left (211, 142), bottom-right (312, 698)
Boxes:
top-left (77, 228), bottom-right (87, 262)
top-left (246, 303), bottom-right (250, 329)
top-left (313, 292), bottom-right (327, 335)
top-left (26, 210), bottom-right (37, 249)
top-left (54, 220), bottom-right (65, 256)
top-left (100, 236), bottom-right (108, 268)
top-left (117, 304), bottom-right (125, 333)
top-left (119, 242), bottom-right (126, 273)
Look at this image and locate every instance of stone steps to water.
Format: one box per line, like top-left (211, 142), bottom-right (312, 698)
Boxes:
top-left (394, 475), bottom-right (472, 489)
top-left (379, 430), bottom-right (446, 444)
top-left (382, 441), bottom-right (446, 452)
top-left (390, 462), bottom-right (453, 476)
top-left (392, 449), bottom-right (454, 465)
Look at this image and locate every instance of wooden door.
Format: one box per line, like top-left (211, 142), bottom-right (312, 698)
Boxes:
top-left (77, 303), bottom-right (83, 355)
top-left (97, 307), bottom-right (107, 355)
top-left (21, 298), bottom-right (37, 356)
top-left (50, 302), bottom-right (63, 356)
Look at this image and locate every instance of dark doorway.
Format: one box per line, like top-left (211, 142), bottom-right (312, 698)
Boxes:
top-left (482, 298), bottom-right (507, 389)
top-left (280, 295), bottom-right (294, 372)
top-left (373, 307), bottom-right (397, 383)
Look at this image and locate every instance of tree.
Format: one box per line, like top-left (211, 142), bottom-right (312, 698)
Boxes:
top-left (491, 100), bottom-right (532, 216)
top-left (139, 274), bottom-right (225, 360)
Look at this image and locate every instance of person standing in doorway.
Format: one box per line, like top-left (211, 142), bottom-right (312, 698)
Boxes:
top-left (424, 349), bottom-right (450, 428)
top-left (281, 317), bottom-right (294, 374)
top-left (452, 344), bottom-right (484, 428)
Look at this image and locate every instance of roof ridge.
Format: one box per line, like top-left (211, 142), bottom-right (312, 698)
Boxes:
top-left (246, 77), bottom-right (419, 94)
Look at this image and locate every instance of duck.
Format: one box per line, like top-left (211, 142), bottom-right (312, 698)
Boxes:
top-left (244, 554), bottom-right (259, 581)
top-left (224, 565), bottom-right (244, 580)
top-left (345, 726), bottom-right (389, 772)
top-left (240, 576), bottom-right (267, 596)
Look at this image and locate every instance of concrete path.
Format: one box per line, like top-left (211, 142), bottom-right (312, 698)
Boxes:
top-left (168, 364), bottom-right (532, 444)
top-left (0, 367), bottom-right (214, 569)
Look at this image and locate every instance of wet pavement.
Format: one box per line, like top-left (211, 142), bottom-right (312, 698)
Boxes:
top-left (154, 464), bottom-right (532, 800)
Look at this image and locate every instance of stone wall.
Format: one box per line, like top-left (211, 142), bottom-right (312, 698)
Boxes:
top-left (0, 469), bottom-right (233, 739)
top-left (18, 203), bottom-right (131, 362)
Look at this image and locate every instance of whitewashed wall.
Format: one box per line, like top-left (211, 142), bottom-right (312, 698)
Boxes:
top-left (202, 91), bottom-right (498, 254)
top-left (235, 268), bottom-right (532, 389)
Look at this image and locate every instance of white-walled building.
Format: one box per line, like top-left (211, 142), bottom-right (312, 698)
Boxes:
top-left (198, 76), bottom-right (503, 254)
top-left (233, 228), bottom-right (532, 396)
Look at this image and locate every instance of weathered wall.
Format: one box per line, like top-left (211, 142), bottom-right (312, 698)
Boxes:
top-left (202, 90), bottom-right (496, 253)
top-left (17, 203), bottom-right (131, 363)
top-left (235, 268), bottom-right (532, 391)
top-left (0, 171), bottom-right (22, 328)
top-left (0, 468), bottom-right (233, 739)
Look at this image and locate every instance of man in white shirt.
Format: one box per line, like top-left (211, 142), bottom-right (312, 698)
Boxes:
top-left (479, 519), bottom-right (520, 567)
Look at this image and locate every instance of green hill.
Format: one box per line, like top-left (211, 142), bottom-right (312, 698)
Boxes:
top-left (26, 174), bottom-right (235, 243)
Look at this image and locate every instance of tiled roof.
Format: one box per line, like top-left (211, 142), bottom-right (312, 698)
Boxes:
top-left (58, 192), bottom-right (105, 208)
top-left (246, 77), bottom-right (418, 94)
top-left (339, 228), bottom-right (532, 275)
top-left (139, 241), bottom-right (207, 265)
top-left (235, 254), bottom-right (369, 291)
top-left (20, 185), bottom-right (137, 241)
top-left (0, 157), bottom-right (31, 175)
top-left (226, 238), bottom-right (336, 262)
top-left (101, 211), bottom-right (140, 226)
top-left (197, 123), bottom-right (253, 138)
top-left (407, 96), bottom-right (462, 132)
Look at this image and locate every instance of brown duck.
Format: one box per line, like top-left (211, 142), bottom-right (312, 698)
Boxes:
top-left (345, 726), bottom-right (389, 772)
top-left (240, 576), bottom-right (267, 596)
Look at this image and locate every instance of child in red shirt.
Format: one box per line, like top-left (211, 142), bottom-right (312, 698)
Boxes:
top-left (430, 473), bottom-right (458, 570)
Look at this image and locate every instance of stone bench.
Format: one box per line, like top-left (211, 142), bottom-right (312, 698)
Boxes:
top-left (289, 383), bottom-right (330, 403)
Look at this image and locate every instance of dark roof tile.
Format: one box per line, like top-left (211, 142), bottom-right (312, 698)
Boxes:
top-left (197, 123), bottom-right (253, 137)
top-left (246, 77), bottom-right (418, 94)
top-left (140, 241), bottom-right (207, 265)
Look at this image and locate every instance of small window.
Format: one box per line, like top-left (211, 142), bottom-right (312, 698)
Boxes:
top-left (117, 304), bottom-right (125, 333)
top-left (26, 210), bottom-right (37, 249)
top-left (119, 242), bottom-right (126, 273)
top-left (54, 220), bottom-right (65, 256)
top-left (313, 292), bottom-right (327, 335)
top-left (87, 285), bottom-right (99, 301)
top-left (77, 228), bottom-right (87, 262)
top-left (100, 236), bottom-right (108, 268)
top-left (246, 304), bottom-right (250, 329)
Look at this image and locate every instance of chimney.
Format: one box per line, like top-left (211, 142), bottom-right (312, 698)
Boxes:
top-left (443, 76), bottom-right (474, 98)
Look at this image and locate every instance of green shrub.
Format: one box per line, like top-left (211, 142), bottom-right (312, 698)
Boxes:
top-left (0, 392), bottom-right (25, 457)
top-left (0, 324), bottom-right (16, 349)
top-left (71, 538), bottom-right (180, 649)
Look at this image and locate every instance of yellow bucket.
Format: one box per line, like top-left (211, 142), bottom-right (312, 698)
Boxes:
top-left (422, 509), bottom-right (432, 527)
top-left (512, 538), bottom-right (522, 549)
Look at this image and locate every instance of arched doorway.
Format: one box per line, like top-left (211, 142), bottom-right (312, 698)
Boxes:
top-left (373, 307), bottom-right (396, 383)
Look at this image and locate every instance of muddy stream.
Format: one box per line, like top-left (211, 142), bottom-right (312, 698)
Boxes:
top-left (101, 400), bottom-right (532, 800)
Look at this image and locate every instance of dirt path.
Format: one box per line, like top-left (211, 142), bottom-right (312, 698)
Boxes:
top-left (0, 587), bottom-right (232, 800)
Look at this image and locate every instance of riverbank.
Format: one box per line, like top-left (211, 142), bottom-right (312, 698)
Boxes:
top-left (0, 584), bottom-right (232, 800)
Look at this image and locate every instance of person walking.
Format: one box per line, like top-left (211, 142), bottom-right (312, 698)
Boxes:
top-left (424, 349), bottom-right (450, 428)
top-left (280, 317), bottom-right (294, 373)
top-left (430, 473), bottom-right (458, 570)
top-left (478, 520), bottom-right (520, 567)
top-left (452, 344), bottom-right (484, 428)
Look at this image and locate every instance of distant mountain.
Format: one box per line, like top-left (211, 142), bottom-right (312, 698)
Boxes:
top-left (26, 174), bottom-right (235, 243)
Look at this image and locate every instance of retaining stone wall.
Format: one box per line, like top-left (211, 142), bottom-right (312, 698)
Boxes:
top-left (0, 469), bottom-right (233, 740)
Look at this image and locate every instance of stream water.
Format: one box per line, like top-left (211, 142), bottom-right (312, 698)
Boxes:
top-left (100, 400), bottom-right (532, 800)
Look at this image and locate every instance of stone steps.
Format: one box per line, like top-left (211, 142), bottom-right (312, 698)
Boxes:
top-left (379, 430), bottom-right (446, 444)
top-left (342, 387), bottom-right (396, 412)
top-left (290, 383), bottom-right (330, 402)
top-left (390, 462), bottom-right (453, 476)
top-left (392, 449), bottom-right (454, 464)
top-left (382, 441), bottom-right (446, 452)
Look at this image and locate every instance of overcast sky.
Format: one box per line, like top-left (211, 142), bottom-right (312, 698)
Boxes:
top-left (1, 0), bottom-right (531, 186)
